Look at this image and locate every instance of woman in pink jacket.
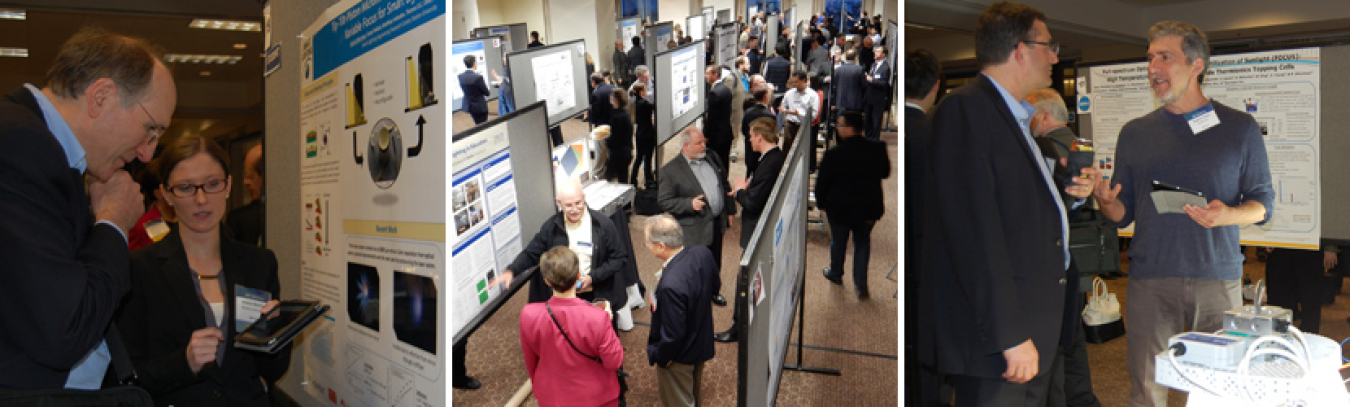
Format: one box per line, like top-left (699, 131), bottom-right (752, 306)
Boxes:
top-left (520, 247), bottom-right (624, 406)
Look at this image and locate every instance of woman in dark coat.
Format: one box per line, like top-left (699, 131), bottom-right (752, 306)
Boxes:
top-left (605, 88), bottom-right (634, 184)
top-left (628, 82), bottom-right (656, 187)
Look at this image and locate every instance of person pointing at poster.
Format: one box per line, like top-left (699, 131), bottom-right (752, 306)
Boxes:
top-left (1091, 20), bottom-right (1274, 407)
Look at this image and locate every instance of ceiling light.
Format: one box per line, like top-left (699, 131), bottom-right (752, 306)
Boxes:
top-left (188, 19), bottom-right (262, 32)
top-left (200, 71), bottom-right (212, 77)
top-left (165, 54), bottom-right (243, 64)
top-left (0, 9), bottom-right (25, 20)
top-left (233, 43), bottom-right (248, 50)
top-left (0, 47), bottom-right (28, 57)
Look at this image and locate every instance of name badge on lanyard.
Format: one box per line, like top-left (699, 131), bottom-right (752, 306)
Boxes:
top-left (1184, 103), bottom-right (1220, 135)
top-left (575, 241), bottom-right (594, 257)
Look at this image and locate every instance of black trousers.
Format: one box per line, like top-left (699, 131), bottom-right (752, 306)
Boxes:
top-left (549, 127), bottom-right (564, 146)
top-left (453, 340), bottom-right (468, 380)
top-left (710, 220), bottom-right (725, 296)
top-left (631, 139), bottom-right (656, 187)
top-left (1048, 294), bottom-right (1102, 407)
top-left (470, 110), bottom-right (488, 125)
top-left (606, 149), bottom-right (632, 184)
top-left (1267, 248), bottom-right (1326, 333)
top-left (864, 102), bottom-right (885, 140)
top-left (827, 215), bottom-right (876, 293)
top-left (709, 138), bottom-right (732, 183)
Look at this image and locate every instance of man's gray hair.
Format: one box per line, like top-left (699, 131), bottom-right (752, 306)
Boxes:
top-left (644, 214), bottom-right (684, 248)
top-left (680, 127), bottom-right (703, 145)
top-left (1026, 88), bottom-right (1069, 123)
top-left (1148, 21), bottom-right (1210, 77)
top-left (635, 65), bottom-right (649, 76)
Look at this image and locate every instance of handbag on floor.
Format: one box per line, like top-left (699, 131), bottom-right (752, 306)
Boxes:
top-left (1082, 276), bottom-right (1125, 343)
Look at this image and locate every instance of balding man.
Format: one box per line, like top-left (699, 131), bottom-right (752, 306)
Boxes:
top-left (228, 144), bottom-right (265, 246)
top-left (0, 27), bottom-right (174, 390)
top-left (658, 128), bottom-right (734, 307)
top-left (642, 214), bottom-right (716, 407)
top-left (496, 179), bottom-right (630, 310)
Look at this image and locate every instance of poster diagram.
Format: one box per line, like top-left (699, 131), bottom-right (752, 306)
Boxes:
top-left (1086, 48), bottom-right (1320, 248)
top-left (670, 45), bottom-right (700, 120)
top-left (656, 26), bottom-right (673, 52)
top-left (532, 50), bottom-right (577, 118)
top-left (621, 19), bottom-right (639, 52)
top-left (297, 0), bottom-right (445, 405)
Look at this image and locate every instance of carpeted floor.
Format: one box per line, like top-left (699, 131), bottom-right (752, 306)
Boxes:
top-left (452, 105), bottom-right (900, 406)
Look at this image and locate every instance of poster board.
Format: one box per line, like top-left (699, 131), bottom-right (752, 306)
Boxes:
top-left (654, 40), bottom-right (707, 146)
top-left (717, 9), bottom-right (731, 25)
top-left (472, 23), bottom-right (528, 52)
top-left (763, 15), bottom-right (780, 61)
top-left (737, 110), bottom-right (811, 407)
top-left (295, 0), bottom-right (445, 405)
top-left (506, 39), bottom-right (590, 128)
top-left (451, 36), bottom-right (506, 105)
top-left (687, 14), bottom-right (706, 41)
top-left (618, 17), bottom-right (641, 53)
top-left (451, 102), bottom-right (558, 344)
top-left (715, 22), bottom-right (741, 68)
top-left (1077, 47), bottom-right (1322, 248)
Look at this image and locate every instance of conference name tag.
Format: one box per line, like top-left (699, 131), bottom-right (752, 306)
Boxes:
top-left (235, 285), bottom-right (272, 331)
top-left (1184, 103), bottom-right (1220, 135)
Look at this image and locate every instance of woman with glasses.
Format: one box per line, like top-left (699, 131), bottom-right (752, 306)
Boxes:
top-left (118, 135), bottom-right (289, 406)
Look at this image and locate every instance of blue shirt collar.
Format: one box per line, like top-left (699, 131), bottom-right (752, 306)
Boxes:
top-left (25, 84), bottom-right (86, 172)
top-left (982, 73), bottom-right (1036, 133)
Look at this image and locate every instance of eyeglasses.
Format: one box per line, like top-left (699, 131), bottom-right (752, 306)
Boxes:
top-left (1022, 40), bottom-right (1060, 55)
top-left (166, 178), bottom-right (228, 198)
top-left (137, 102), bottom-right (165, 146)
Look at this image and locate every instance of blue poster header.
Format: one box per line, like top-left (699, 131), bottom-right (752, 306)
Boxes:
top-left (312, 0), bottom-right (444, 79)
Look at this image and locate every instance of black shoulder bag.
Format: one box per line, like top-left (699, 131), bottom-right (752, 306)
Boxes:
top-left (547, 302), bottom-right (628, 407)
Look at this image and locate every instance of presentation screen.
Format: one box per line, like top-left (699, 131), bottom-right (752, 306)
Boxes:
top-left (717, 9), bottom-right (731, 25)
top-left (644, 21), bottom-right (676, 99)
top-left (687, 15), bottom-right (706, 41)
top-left (451, 36), bottom-right (506, 108)
top-left (887, 19), bottom-right (898, 74)
top-left (451, 101), bottom-right (556, 344)
top-left (507, 39), bottom-right (590, 127)
top-left (715, 22), bottom-right (740, 68)
top-left (654, 40), bottom-right (707, 146)
top-left (618, 17), bottom-right (641, 52)
top-left (702, 6), bottom-right (714, 32)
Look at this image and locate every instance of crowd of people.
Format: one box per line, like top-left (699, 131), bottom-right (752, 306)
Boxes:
top-left (454, 8), bottom-right (896, 407)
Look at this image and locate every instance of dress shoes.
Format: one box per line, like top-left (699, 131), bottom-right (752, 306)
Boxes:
top-left (452, 376), bottom-right (481, 390)
top-left (714, 328), bottom-right (739, 342)
top-left (822, 267), bottom-right (843, 285)
top-left (713, 294), bottom-right (728, 307)
top-left (856, 286), bottom-right (870, 300)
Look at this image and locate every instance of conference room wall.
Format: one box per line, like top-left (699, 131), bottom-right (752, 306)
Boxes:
top-left (661, 0), bottom-right (693, 32)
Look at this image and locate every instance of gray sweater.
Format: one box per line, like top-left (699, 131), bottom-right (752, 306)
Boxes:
top-left (1110, 101), bottom-right (1274, 280)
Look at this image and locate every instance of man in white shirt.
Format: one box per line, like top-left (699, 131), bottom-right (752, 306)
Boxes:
top-left (780, 70), bottom-right (818, 151)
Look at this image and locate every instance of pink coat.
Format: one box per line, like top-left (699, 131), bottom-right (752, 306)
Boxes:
top-left (520, 297), bottom-right (623, 407)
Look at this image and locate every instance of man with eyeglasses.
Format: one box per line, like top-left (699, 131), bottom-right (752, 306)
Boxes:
top-left (0, 27), bottom-right (176, 390)
top-left (917, 3), bottom-right (1098, 405)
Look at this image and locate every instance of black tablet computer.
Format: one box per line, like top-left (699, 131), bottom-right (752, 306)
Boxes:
top-left (234, 300), bottom-right (329, 354)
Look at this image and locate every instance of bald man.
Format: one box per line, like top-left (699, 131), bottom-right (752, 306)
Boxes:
top-left (495, 179), bottom-right (631, 311)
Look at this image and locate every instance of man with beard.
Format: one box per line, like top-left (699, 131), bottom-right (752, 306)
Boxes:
top-left (1092, 20), bottom-right (1273, 407)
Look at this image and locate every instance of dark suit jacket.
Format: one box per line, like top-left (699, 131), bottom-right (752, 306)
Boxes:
top-left (764, 57), bottom-right (791, 92)
top-left (747, 48), bottom-right (763, 75)
top-left (528, 40), bottom-right (545, 49)
top-left (590, 83), bottom-right (616, 127)
top-left (226, 201), bottom-right (263, 247)
top-left (607, 108), bottom-right (633, 154)
top-left (612, 49), bottom-right (631, 85)
top-left (657, 151), bottom-right (735, 248)
top-left (507, 209), bottom-right (630, 308)
top-left (863, 60), bottom-right (891, 106)
top-left (627, 46), bottom-right (646, 71)
top-left (917, 74), bottom-right (1069, 379)
top-left (705, 82), bottom-right (733, 148)
top-left (0, 87), bottom-right (132, 389)
top-left (831, 62), bottom-right (867, 111)
top-left (904, 106), bottom-right (928, 273)
top-left (736, 147), bottom-right (785, 247)
top-left (741, 104), bottom-right (776, 139)
top-left (815, 136), bottom-right (890, 222)
top-left (118, 229), bottom-right (290, 406)
top-left (647, 246), bottom-right (716, 366)
top-left (458, 70), bottom-right (490, 115)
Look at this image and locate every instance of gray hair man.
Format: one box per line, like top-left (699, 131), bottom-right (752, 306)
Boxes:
top-left (658, 127), bottom-right (734, 308)
top-left (641, 214), bottom-right (716, 407)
